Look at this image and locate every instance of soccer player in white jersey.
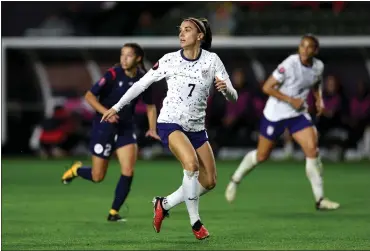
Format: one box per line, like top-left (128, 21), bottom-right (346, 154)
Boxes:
top-left (225, 34), bottom-right (340, 211)
top-left (101, 17), bottom-right (238, 239)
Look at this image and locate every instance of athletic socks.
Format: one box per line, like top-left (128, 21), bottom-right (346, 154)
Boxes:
top-left (111, 175), bottom-right (133, 212)
top-left (162, 180), bottom-right (209, 211)
top-left (231, 150), bottom-right (258, 183)
top-left (306, 157), bottom-right (324, 202)
top-left (76, 166), bottom-right (93, 181)
top-left (182, 170), bottom-right (200, 225)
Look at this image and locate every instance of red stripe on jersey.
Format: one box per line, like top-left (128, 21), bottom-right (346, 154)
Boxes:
top-left (109, 68), bottom-right (117, 80)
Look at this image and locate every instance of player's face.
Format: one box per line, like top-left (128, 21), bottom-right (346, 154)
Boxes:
top-left (298, 38), bottom-right (317, 62)
top-left (178, 20), bottom-right (204, 49)
top-left (231, 69), bottom-right (245, 88)
top-left (120, 46), bottom-right (140, 70)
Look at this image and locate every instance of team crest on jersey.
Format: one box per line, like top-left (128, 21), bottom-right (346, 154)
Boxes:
top-left (119, 81), bottom-right (123, 87)
top-left (278, 67), bottom-right (285, 74)
top-left (202, 69), bottom-right (209, 79)
top-left (152, 61), bottom-right (159, 70)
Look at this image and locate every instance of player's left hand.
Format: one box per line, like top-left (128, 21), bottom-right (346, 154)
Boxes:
top-left (145, 129), bottom-right (161, 141)
top-left (316, 99), bottom-right (325, 117)
top-left (215, 77), bottom-right (227, 92)
top-left (101, 108), bottom-right (117, 122)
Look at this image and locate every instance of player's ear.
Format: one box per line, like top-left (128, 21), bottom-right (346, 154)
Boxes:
top-left (314, 47), bottom-right (319, 55)
top-left (197, 33), bottom-right (204, 41)
top-left (136, 56), bottom-right (142, 64)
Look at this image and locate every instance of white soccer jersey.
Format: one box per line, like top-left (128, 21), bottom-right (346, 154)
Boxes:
top-left (112, 49), bottom-right (237, 131)
top-left (263, 54), bottom-right (324, 121)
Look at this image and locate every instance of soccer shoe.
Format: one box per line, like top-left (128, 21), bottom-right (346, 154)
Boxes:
top-left (61, 161), bottom-right (82, 184)
top-left (152, 197), bottom-right (169, 233)
top-left (316, 198), bottom-right (340, 210)
top-left (192, 225), bottom-right (210, 240)
top-left (225, 180), bottom-right (238, 203)
top-left (107, 213), bottom-right (127, 222)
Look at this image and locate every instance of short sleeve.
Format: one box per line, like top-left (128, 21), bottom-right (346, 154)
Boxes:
top-left (90, 68), bottom-right (115, 96)
top-left (213, 54), bottom-right (229, 81)
top-left (272, 56), bottom-right (293, 83)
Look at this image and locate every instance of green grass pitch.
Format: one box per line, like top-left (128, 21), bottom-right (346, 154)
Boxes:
top-left (2, 158), bottom-right (370, 250)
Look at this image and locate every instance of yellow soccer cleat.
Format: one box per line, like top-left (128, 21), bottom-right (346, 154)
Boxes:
top-left (61, 161), bottom-right (82, 184)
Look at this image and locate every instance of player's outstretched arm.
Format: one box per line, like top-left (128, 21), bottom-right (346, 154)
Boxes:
top-left (112, 75), bottom-right (155, 112)
top-left (102, 57), bottom-right (168, 122)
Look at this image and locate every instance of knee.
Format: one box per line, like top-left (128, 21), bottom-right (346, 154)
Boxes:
top-left (183, 158), bottom-right (200, 172)
top-left (121, 166), bottom-right (134, 177)
top-left (305, 142), bottom-right (318, 158)
top-left (91, 171), bottom-right (105, 183)
top-left (204, 176), bottom-right (217, 190)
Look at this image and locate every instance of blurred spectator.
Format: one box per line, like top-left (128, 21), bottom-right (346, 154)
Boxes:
top-left (33, 106), bottom-right (83, 158)
top-left (26, 2), bottom-right (91, 36)
top-left (346, 79), bottom-right (370, 153)
top-left (209, 2), bottom-right (236, 35)
top-left (133, 11), bottom-right (156, 36)
top-left (214, 68), bottom-right (250, 147)
top-left (26, 14), bottom-right (75, 36)
top-left (316, 75), bottom-right (348, 155)
top-left (332, 1), bottom-right (346, 14)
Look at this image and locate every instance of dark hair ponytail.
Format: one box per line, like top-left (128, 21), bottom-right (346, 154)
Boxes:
top-left (199, 18), bottom-right (212, 50)
top-left (123, 43), bottom-right (147, 72)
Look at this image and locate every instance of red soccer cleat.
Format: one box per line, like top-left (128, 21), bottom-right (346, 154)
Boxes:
top-left (192, 225), bottom-right (210, 240)
top-left (152, 197), bottom-right (169, 233)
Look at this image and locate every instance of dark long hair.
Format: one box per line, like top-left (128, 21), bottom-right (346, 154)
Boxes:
top-left (184, 17), bottom-right (213, 50)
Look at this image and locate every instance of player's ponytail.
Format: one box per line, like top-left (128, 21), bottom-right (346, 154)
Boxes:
top-left (199, 18), bottom-right (212, 50)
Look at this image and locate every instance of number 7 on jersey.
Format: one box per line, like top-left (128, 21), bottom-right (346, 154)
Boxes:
top-left (188, 84), bottom-right (196, 97)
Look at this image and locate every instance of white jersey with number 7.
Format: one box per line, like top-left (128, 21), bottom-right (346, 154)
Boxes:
top-left (112, 49), bottom-right (238, 132)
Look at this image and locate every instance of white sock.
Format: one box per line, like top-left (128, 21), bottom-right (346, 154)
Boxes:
top-left (182, 170), bottom-right (200, 226)
top-left (306, 157), bottom-right (324, 202)
top-left (163, 180), bottom-right (209, 211)
top-left (232, 150), bottom-right (258, 183)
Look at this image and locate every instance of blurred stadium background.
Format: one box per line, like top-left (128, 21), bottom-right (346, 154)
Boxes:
top-left (2, 2), bottom-right (370, 250)
top-left (2, 1), bottom-right (370, 161)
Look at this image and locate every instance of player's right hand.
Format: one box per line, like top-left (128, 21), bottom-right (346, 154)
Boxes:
top-left (101, 108), bottom-right (118, 122)
top-left (289, 97), bottom-right (304, 110)
top-left (107, 114), bottom-right (120, 123)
